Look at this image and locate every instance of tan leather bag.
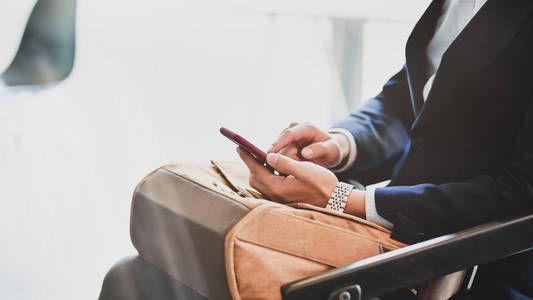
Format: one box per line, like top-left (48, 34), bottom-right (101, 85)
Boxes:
top-left (225, 202), bottom-right (407, 300)
top-left (210, 164), bottom-right (404, 300)
top-left (131, 162), bottom-right (406, 300)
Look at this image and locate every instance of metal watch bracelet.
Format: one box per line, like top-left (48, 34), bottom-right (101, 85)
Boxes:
top-left (325, 182), bottom-right (354, 213)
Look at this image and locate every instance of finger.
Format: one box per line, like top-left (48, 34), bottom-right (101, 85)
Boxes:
top-left (237, 147), bottom-right (270, 175)
top-left (248, 175), bottom-right (270, 195)
top-left (279, 143), bottom-right (301, 160)
top-left (238, 148), bottom-right (285, 197)
top-left (248, 176), bottom-right (288, 204)
top-left (268, 124), bottom-right (317, 153)
top-left (301, 141), bottom-right (329, 159)
top-left (268, 131), bottom-right (296, 153)
top-left (237, 147), bottom-right (278, 183)
top-left (301, 140), bottom-right (340, 166)
top-left (266, 153), bottom-right (315, 181)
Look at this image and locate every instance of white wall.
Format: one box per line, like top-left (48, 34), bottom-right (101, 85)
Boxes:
top-left (0, 0), bottom-right (427, 299)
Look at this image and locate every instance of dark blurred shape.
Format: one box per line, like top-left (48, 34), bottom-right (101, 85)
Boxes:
top-left (99, 256), bottom-right (208, 300)
top-left (1, 0), bottom-right (77, 86)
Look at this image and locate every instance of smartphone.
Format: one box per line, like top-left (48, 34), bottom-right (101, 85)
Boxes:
top-left (220, 127), bottom-right (268, 163)
top-left (221, 127), bottom-right (287, 176)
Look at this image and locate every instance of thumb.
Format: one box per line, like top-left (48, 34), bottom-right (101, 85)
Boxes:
top-left (301, 140), bottom-right (340, 165)
top-left (267, 153), bottom-right (311, 179)
top-left (301, 141), bottom-right (329, 159)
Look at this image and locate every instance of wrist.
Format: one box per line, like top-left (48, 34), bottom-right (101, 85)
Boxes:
top-left (344, 189), bottom-right (366, 218)
top-left (320, 178), bottom-right (339, 206)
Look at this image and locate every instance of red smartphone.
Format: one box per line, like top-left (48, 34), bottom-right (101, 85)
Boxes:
top-left (220, 127), bottom-right (286, 176)
top-left (220, 127), bottom-right (268, 163)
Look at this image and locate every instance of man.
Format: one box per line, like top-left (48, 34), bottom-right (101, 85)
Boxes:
top-left (237, 0), bottom-right (533, 298)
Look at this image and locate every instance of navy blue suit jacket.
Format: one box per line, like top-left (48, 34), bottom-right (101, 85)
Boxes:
top-left (334, 0), bottom-right (533, 245)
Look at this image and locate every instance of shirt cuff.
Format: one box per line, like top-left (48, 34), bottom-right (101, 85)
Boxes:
top-left (328, 128), bottom-right (357, 173)
top-left (365, 187), bottom-right (394, 229)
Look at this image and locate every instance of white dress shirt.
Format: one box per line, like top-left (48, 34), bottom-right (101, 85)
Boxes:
top-left (330, 0), bottom-right (487, 229)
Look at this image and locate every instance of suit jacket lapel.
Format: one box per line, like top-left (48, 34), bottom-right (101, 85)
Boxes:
top-left (410, 0), bottom-right (533, 132)
top-left (405, 0), bottom-right (445, 117)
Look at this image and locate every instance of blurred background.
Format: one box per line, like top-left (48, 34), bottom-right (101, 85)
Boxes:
top-left (0, 0), bottom-right (428, 298)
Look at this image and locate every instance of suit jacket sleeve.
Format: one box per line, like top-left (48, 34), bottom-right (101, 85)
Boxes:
top-left (332, 65), bottom-right (414, 184)
top-left (376, 97), bottom-right (533, 244)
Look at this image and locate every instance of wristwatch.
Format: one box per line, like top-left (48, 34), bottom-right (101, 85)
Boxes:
top-left (325, 182), bottom-right (354, 213)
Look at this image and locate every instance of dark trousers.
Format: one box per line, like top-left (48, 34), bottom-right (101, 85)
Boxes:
top-left (99, 256), bottom-right (207, 300)
top-left (468, 250), bottom-right (533, 300)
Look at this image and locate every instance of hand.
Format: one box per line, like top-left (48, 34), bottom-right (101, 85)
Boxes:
top-left (237, 147), bottom-right (338, 207)
top-left (268, 122), bottom-right (349, 168)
